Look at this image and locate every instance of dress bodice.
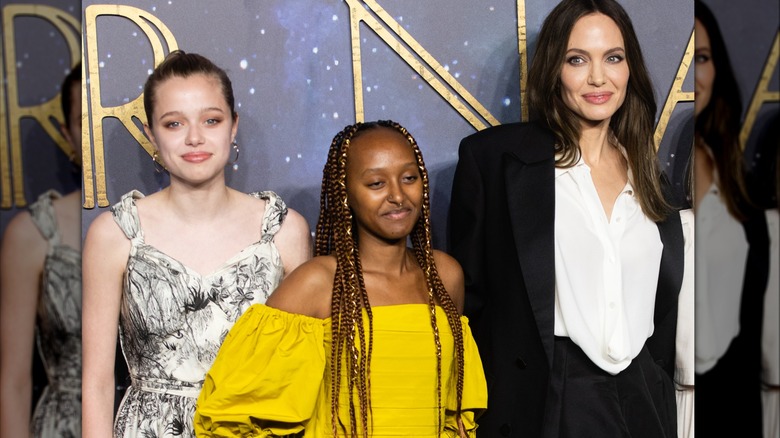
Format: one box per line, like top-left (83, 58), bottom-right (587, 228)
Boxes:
top-left (111, 189), bottom-right (288, 437)
top-left (195, 303), bottom-right (488, 437)
top-left (28, 190), bottom-right (82, 437)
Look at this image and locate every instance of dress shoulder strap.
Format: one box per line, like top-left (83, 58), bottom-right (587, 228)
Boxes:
top-left (109, 190), bottom-right (146, 243)
top-left (249, 190), bottom-right (288, 243)
top-left (28, 190), bottom-right (62, 248)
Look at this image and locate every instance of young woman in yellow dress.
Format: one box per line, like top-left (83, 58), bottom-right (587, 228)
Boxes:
top-left (195, 120), bottom-right (487, 437)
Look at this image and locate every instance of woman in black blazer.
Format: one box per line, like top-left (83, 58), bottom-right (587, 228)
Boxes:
top-left (693, 2), bottom-right (770, 436)
top-left (449, 0), bottom-right (692, 436)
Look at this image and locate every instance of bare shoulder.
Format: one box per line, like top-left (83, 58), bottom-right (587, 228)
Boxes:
top-left (278, 207), bottom-right (311, 239)
top-left (266, 255), bottom-right (334, 318)
top-left (433, 250), bottom-right (465, 313)
top-left (83, 210), bottom-right (130, 269)
top-left (1, 210), bottom-right (46, 265)
top-left (85, 210), bottom-right (124, 241)
top-left (2, 210), bottom-right (38, 245)
top-left (133, 191), bottom-right (165, 220)
top-left (274, 207), bottom-right (313, 275)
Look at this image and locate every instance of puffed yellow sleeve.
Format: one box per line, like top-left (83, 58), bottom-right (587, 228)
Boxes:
top-left (194, 304), bottom-right (327, 437)
top-left (444, 316), bottom-right (488, 437)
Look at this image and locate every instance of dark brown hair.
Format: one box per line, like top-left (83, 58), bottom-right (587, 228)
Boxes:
top-left (61, 62), bottom-right (81, 128)
top-left (694, 0), bottom-right (752, 220)
top-left (527, 0), bottom-right (670, 221)
top-left (316, 120), bottom-right (465, 436)
top-left (142, 50), bottom-right (237, 127)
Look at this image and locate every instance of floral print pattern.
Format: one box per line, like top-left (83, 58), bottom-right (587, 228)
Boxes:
top-left (28, 190), bottom-right (82, 437)
top-left (111, 190), bottom-right (287, 437)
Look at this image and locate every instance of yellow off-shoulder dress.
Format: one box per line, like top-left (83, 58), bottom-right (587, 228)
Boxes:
top-left (194, 303), bottom-right (487, 437)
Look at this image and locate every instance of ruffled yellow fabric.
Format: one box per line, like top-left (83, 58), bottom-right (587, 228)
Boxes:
top-left (195, 304), bottom-right (487, 437)
top-left (195, 305), bottom-right (326, 436)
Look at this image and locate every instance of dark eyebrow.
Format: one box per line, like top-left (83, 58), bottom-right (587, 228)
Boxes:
top-left (361, 161), bottom-right (417, 175)
top-left (158, 107), bottom-right (225, 120)
top-left (566, 47), bottom-right (625, 55)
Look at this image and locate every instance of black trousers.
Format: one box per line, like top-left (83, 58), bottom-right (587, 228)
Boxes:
top-left (696, 331), bottom-right (764, 437)
top-left (543, 337), bottom-right (677, 438)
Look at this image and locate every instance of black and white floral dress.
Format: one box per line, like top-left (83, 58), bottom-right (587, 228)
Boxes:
top-left (29, 190), bottom-right (82, 437)
top-left (111, 190), bottom-right (287, 437)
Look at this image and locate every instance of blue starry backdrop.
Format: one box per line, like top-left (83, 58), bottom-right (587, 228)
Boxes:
top-left (702, 0), bottom-right (779, 210)
top-left (0, 0), bottom-right (81, 236)
top-left (78, 0), bottom-right (697, 249)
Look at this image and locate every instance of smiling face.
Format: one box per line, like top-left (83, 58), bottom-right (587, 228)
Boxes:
top-left (560, 12), bottom-right (629, 127)
top-left (694, 18), bottom-right (715, 116)
top-left (345, 127), bottom-right (423, 244)
top-left (144, 73), bottom-right (238, 185)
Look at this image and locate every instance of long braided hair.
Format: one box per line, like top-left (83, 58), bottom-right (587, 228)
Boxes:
top-left (316, 120), bottom-right (466, 437)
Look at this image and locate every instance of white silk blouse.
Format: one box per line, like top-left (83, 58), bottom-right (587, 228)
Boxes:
top-left (553, 158), bottom-right (663, 375)
top-left (694, 182), bottom-right (749, 373)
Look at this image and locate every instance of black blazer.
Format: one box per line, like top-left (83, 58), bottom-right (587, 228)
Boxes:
top-left (448, 122), bottom-right (684, 438)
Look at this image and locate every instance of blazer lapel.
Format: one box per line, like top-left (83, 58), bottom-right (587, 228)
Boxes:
top-left (503, 140), bottom-right (556, 367)
top-left (655, 210), bottom-right (684, 325)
